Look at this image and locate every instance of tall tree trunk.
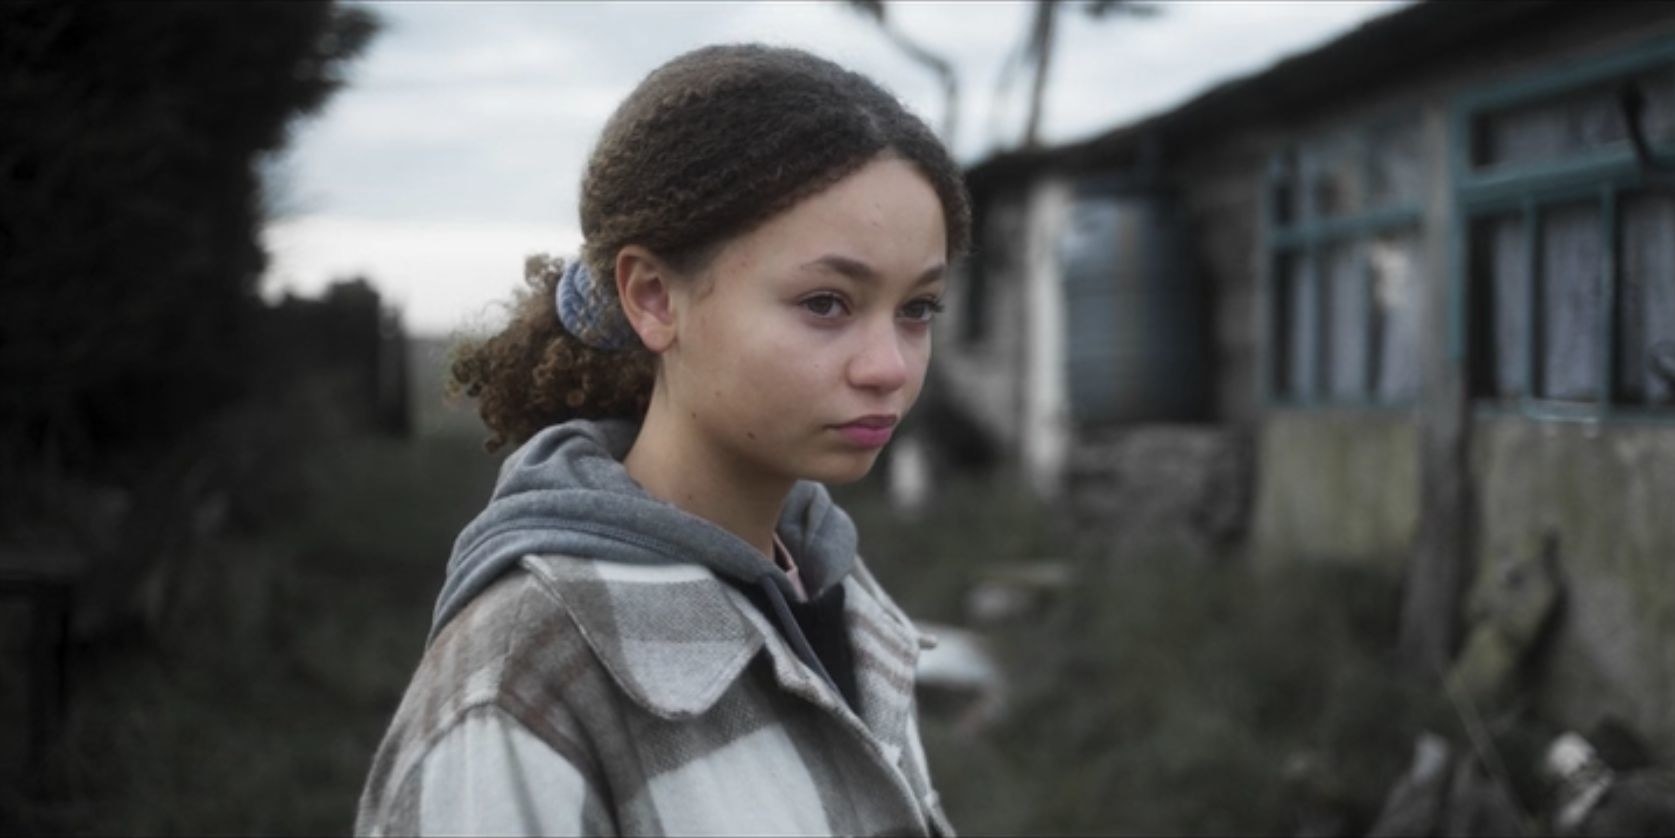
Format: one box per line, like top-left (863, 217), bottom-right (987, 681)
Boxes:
top-left (876, 23), bottom-right (960, 144)
top-left (1021, 0), bottom-right (1061, 148)
top-left (843, 0), bottom-right (960, 145)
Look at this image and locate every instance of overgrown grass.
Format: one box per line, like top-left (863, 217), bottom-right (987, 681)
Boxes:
top-left (838, 477), bottom-right (1453, 835)
top-left (985, 558), bottom-right (1452, 835)
top-left (833, 473), bottom-right (1069, 624)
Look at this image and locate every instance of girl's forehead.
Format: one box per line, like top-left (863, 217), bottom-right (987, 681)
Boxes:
top-left (726, 165), bottom-right (945, 270)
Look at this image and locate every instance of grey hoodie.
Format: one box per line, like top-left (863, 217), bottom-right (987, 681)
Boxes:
top-left (430, 418), bottom-right (859, 646)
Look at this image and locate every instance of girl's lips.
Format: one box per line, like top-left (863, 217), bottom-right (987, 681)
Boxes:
top-left (832, 417), bottom-right (896, 448)
top-left (834, 424), bottom-right (894, 448)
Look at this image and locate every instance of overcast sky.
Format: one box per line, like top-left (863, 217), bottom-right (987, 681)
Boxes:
top-left (261, 0), bottom-right (1410, 336)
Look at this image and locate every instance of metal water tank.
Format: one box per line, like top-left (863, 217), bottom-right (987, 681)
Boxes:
top-left (1056, 182), bottom-right (1209, 424)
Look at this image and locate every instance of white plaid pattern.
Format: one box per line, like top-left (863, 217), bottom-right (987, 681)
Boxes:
top-left (356, 554), bottom-right (953, 836)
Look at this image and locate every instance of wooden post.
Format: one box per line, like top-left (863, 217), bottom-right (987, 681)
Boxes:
top-left (1399, 104), bottom-right (1473, 677)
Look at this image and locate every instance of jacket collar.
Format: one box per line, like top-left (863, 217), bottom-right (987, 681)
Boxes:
top-left (520, 553), bottom-right (924, 756)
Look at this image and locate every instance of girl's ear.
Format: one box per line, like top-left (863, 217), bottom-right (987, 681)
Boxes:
top-left (615, 246), bottom-right (678, 353)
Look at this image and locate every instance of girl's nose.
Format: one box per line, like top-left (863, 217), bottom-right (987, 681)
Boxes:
top-left (847, 320), bottom-right (911, 392)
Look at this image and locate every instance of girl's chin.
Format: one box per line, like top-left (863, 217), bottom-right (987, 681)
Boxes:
top-left (798, 450), bottom-right (883, 486)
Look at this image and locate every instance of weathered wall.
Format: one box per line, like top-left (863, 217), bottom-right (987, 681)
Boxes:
top-left (949, 12), bottom-right (1675, 757)
top-left (1172, 131), bottom-right (1279, 426)
top-left (1250, 411), bottom-right (1419, 574)
top-left (936, 178), bottom-right (1076, 496)
top-left (1231, 13), bottom-right (1675, 740)
top-left (1473, 417), bottom-right (1675, 756)
top-left (937, 193), bottom-right (1030, 450)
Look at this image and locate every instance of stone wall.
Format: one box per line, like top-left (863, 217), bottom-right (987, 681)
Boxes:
top-left (1474, 416), bottom-right (1675, 756)
top-left (1250, 411), bottom-right (1420, 574)
top-left (1171, 130), bottom-right (1279, 426)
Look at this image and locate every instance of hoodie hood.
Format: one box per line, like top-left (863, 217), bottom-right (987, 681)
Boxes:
top-left (429, 418), bottom-right (859, 643)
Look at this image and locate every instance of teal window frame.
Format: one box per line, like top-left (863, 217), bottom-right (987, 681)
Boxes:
top-left (1261, 111), bottom-right (1425, 410)
top-left (1449, 34), bottom-right (1675, 424)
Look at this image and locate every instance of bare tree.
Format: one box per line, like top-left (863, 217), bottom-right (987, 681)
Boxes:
top-left (1016, 0), bottom-right (1159, 148)
top-left (844, 0), bottom-right (961, 144)
top-left (846, 1), bottom-right (1158, 152)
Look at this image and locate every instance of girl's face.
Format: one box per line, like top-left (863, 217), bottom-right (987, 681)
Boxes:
top-left (659, 154), bottom-right (948, 486)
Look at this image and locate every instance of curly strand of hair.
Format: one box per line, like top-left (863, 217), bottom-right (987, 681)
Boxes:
top-left (447, 254), bottom-right (654, 452)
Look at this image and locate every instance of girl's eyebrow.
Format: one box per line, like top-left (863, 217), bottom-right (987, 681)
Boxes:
top-left (801, 254), bottom-right (945, 286)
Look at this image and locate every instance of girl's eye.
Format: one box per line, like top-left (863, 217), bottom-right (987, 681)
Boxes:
top-left (900, 297), bottom-right (945, 323)
top-left (801, 293), bottom-right (848, 318)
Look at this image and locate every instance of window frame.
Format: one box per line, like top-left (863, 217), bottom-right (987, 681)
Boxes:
top-left (1260, 110), bottom-right (1426, 411)
top-left (1449, 34), bottom-right (1675, 425)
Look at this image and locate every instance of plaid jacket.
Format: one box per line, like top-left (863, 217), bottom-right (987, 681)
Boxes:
top-left (355, 553), bottom-right (954, 836)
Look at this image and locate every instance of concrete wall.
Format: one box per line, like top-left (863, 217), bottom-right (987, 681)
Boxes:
top-left (1250, 410), bottom-right (1419, 574)
top-left (1474, 417), bottom-right (1675, 755)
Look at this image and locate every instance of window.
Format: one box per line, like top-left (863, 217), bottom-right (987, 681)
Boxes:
top-left (1265, 114), bottom-right (1425, 406)
top-left (1458, 37), bottom-right (1675, 415)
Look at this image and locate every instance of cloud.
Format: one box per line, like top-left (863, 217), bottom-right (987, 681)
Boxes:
top-left (264, 0), bottom-right (1412, 337)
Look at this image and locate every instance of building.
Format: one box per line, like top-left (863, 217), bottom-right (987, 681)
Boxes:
top-left (940, 0), bottom-right (1675, 755)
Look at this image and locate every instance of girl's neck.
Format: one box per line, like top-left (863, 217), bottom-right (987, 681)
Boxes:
top-left (623, 389), bottom-right (791, 560)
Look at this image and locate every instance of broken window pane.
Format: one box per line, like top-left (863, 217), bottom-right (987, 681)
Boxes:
top-left (1619, 193), bottom-right (1675, 404)
top-left (1325, 242), bottom-right (1367, 399)
top-left (1477, 67), bottom-right (1675, 170)
top-left (1540, 203), bottom-right (1603, 402)
top-left (1480, 95), bottom-right (1587, 170)
top-left (1475, 214), bottom-right (1531, 399)
top-left (1299, 131), bottom-right (1363, 220)
top-left (1371, 231), bottom-right (1423, 401)
top-left (1366, 117), bottom-right (1424, 211)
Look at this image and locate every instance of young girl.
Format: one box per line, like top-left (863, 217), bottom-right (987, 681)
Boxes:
top-left (355, 43), bottom-right (971, 837)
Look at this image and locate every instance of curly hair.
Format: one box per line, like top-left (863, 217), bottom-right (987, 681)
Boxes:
top-left (450, 43), bottom-right (973, 452)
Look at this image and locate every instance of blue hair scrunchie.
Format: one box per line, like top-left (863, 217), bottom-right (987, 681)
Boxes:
top-left (554, 258), bottom-right (638, 351)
